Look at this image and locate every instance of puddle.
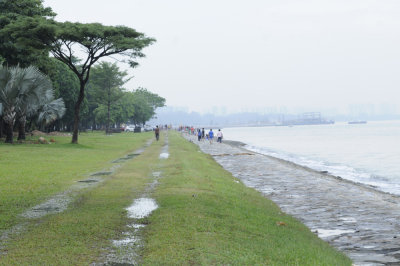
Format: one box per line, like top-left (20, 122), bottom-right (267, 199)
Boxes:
top-left (100, 199), bottom-right (158, 265)
top-left (91, 171), bottom-right (113, 176)
top-left (112, 153), bottom-right (141, 163)
top-left (316, 229), bottom-right (356, 238)
top-left (126, 198), bottom-right (158, 219)
top-left (21, 193), bottom-right (71, 219)
top-left (159, 153), bottom-right (169, 159)
top-left (78, 179), bottom-right (100, 183)
top-left (126, 153), bottom-right (140, 158)
top-left (152, 171), bottom-right (161, 177)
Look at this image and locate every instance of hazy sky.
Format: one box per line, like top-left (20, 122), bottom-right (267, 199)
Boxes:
top-left (44, 0), bottom-right (400, 114)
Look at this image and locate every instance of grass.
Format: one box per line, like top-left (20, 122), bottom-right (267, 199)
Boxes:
top-left (0, 131), bottom-right (162, 265)
top-left (0, 132), bottom-right (151, 232)
top-left (142, 132), bottom-right (352, 265)
top-left (0, 131), bottom-right (352, 265)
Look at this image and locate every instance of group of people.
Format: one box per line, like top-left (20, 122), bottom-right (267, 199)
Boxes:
top-left (178, 126), bottom-right (224, 144)
top-left (196, 128), bottom-right (223, 144)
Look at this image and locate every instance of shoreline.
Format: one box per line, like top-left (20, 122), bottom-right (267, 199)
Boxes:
top-left (185, 133), bottom-right (400, 265)
top-left (226, 139), bottom-right (400, 199)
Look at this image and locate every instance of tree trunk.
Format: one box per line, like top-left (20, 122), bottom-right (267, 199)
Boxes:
top-left (0, 118), bottom-right (3, 139)
top-left (4, 121), bottom-right (13, 143)
top-left (17, 115), bottom-right (26, 140)
top-left (72, 82), bottom-right (85, 144)
top-left (106, 98), bottom-right (111, 134)
top-left (3, 108), bottom-right (16, 144)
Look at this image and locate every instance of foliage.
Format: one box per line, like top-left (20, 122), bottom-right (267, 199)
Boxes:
top-left (47, 58), bottom-right (80, 131)
top-left (0, 0), bottom-right (55, 68)
top-left (0, 65), bottom-right (65, 143)
top-left (47, 21), bottom-right (155, 142)
top-left (130, 88), bottom-right (166, 126)
top-left (1, 14), bottom-right (155, 143)
top-left (86, 62), bottom-right (128, 132)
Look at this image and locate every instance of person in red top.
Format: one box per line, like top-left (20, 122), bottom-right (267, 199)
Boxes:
top-left (155, 126), bottom-right (160, 141)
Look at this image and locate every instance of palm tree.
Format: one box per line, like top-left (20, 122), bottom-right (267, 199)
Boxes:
top-left (0, 65), bottom-right (65, 143)
top-left (0, 66), bottom-right (19, 143)
top-left (15, 66), bottom-right (54, 140)
top-left (37, 98), bottom-right (66, 130)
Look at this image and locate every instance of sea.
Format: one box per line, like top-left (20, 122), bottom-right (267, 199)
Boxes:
top-left (223, 120), bottom-right (400, 196)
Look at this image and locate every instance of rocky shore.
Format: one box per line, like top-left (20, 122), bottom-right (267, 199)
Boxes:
top-left (185, 134), bottom-right (400, 266)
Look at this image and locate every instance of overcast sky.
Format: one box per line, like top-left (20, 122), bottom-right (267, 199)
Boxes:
top-left (44, 0), bottom-right (400, 114)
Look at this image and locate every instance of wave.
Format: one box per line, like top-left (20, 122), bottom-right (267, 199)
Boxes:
top-left (245, 144), bottom-right (400, 196)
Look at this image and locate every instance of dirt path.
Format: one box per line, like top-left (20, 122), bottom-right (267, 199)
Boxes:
top-left (186, 134), bottom-right (400, 266)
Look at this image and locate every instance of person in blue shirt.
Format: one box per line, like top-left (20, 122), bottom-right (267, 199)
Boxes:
top-left (197, 129), bottom-right (202, 141)
top-left (208, 129), bottom-right (214, 144)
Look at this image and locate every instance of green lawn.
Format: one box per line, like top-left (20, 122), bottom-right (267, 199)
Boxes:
top-left (0, 132), bottom-right (152, 232)
top-left (0, 131), bottom-right (351, 265)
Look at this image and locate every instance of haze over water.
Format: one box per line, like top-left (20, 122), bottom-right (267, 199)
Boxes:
top-left (224, 120), bottom-right (400, 195)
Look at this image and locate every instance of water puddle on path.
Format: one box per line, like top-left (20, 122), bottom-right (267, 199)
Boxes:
top-left (126, 198), bottom-right (158, 219)
top-left (21, 193), bottom-right (72, 219)
top-left (100, 198), bottom-right (159, 265)
top-left (159, 144), bottom-right (169, 159)
top-left (159, 153), bottom-right (169, 159)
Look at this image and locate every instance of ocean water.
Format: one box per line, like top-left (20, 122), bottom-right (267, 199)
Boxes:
top-left (223, 120), bottom-right (400, 195)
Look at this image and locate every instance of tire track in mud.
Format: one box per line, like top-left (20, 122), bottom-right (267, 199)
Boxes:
top-left (0, 138), bottom-right (153, 257)
top-left (96, 133), bottom-right (169, 265)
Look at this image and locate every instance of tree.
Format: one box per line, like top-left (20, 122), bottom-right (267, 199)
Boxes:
top-left (47, 58), bottom-right (80, 131)
top-left (130, 88), bottom-right (165, 126)
top-left (0, 65), bottom-right (65, 143)
top-left (0, 0), bottom-right (55, 68)
top-left (48, 22), bottom-right (155, 143)
top-left (2, 18), bottom-right (155, 143)
top-left (87, 62), bottom-right (129, 133)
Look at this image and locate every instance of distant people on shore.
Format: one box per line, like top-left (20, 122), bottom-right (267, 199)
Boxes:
top-left (202, 128), bottom-right (205, 140)
top-left (197, 129), bottom-right (202, 141)
top-left (217, 129), bottom-right (223, 143)
top-left (208, 129), bottom-right (214, 144)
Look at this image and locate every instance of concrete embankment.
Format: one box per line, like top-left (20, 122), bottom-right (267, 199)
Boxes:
top-left (186, 134), bottom-right (400, 266)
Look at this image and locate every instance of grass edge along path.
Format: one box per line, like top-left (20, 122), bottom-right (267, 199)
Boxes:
top-left (0, 133), bottom-right (162, 265)
top-left (142, 132), bottom-right (352, 265)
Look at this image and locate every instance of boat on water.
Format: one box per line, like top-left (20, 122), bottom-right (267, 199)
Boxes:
top-left (348, 121), bottom-right (367, 124)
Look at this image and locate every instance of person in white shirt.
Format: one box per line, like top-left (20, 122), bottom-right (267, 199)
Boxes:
top-left (217, 129), bottom-right (223, 143)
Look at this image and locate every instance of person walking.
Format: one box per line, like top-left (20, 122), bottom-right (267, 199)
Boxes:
top-left (217, 129), bottom-right (223, 143)
top-left (197, 129), bottom-right (202, 141)
top-left (208, 129), bottom-right (214, 144)
top-left (155, 125), bottom-right (160, 141)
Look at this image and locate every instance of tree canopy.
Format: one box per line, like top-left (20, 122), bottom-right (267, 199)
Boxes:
top-left (0, 0), bottom-right (55, 68)
top-left (2, 18), bottom-right (155, 143)
top-left (130, 88), bottom-right (166, 126)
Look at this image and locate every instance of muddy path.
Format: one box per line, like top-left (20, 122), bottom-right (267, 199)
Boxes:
top-left (186, 134), bottom-right (400, 266)
top-left (0, 138), bottom-right (154, 257)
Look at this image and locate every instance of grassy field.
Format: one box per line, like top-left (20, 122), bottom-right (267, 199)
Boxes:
top-left (0, 131), bottom-right (351, 265)
top-left (0, 132), bottom-right (152, 232)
